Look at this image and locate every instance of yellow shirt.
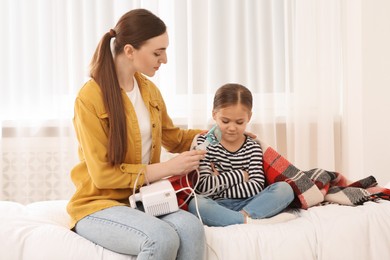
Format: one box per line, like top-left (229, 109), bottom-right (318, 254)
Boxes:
top-left (67, 73), bottom-right (200, 228)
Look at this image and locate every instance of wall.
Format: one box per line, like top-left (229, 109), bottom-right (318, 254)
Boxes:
top-left (1, 136), bottom-right (77, 203)
top-left (362, 0), bottom-right (390, 185)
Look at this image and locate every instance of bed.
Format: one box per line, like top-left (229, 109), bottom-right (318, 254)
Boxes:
top-left (2, 139), bottom-right (390, 259)
top-left (1, 196), bottom-right (390, 260)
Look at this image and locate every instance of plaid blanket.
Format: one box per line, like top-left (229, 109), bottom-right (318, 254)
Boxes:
top-left (260, 140), bottom-right (390, 209)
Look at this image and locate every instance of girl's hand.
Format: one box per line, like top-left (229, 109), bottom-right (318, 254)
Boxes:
top-left (242, 170), bottom-right (249, 182)
top-left (210, 162), bottom-right (220, 176)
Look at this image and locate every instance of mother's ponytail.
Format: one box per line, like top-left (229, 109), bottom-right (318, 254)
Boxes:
top-left (90, 30), bottom-right (127, 166)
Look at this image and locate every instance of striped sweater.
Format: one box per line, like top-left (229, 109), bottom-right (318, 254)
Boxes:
top-left (195, 134), bottom-right (265, 199)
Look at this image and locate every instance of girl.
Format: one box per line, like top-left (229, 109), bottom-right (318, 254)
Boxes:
top-left (67, 9), bottom-right (206, 259)
top-left (188, 83), bottom-right (295, 227)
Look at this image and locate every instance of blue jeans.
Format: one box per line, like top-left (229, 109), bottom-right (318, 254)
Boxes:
top-left (188, 182), bottom-right (294, 227)
top-left (74, 206), bottom-right (205, 260)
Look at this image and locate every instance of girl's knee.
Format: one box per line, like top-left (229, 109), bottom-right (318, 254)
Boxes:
top-left (188, 198), bottom-right (197, 215)
top-left (274, 182), bottom-right (295, 201)
top-left (188, 196), bottom-right (208, 217)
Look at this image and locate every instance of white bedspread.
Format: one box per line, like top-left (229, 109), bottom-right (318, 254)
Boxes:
top-left (205, 200), bottom-right (390, 260)
top-left (1, 199), bottom-right (390, 260)
top-left (0, 200), bottom-right (134, 260)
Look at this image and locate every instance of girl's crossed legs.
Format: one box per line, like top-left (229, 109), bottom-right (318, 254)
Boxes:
top-left (189, 182), bottom-right (294, 227)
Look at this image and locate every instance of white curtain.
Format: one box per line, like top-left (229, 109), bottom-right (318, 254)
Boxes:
top-left (161, 0), bottom-right (345, 171)
top-left (0, 0), bottom-right (361, 203)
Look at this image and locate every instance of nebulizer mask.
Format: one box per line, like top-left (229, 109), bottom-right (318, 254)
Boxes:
top-left (194, 125), bottom-right (222, 150)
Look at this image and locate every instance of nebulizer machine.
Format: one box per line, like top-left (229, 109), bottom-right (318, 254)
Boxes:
top-left (129, 125), bottom-right (222, 216)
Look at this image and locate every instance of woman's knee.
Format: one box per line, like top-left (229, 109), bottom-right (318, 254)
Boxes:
top-left (162, 210), bottom-right (205, 259)
top-left (162, 210), bottom-right (205, 241)
top-left (145, 222), bottom-right (180, 256)
top-left (83, 207), bottom-right (184, 256)
top-left (183, 211), bottom-right (205, 237)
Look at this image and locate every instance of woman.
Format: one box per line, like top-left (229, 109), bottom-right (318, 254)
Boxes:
top-left (67, 9), bottom-right (206, 259)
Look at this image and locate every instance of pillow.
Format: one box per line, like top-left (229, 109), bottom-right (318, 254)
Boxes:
top-left (26, 200), bottom-right (71, 228)
top-left (0, 201), bottom-right (27, 217)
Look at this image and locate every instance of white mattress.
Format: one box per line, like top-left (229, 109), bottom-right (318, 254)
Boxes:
top-left (1, 199), bottom-right (390, 260)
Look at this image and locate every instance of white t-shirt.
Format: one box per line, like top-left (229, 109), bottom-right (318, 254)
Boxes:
top-left (126, 78), bottom-right (151, 164)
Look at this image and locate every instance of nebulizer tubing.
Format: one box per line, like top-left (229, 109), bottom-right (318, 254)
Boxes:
top-left (173, 125), bottom-right (229, 222)
top-left (131, 125), bottom-right (225, 222)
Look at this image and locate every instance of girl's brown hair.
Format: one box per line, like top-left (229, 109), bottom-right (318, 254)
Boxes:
top-left (213, 83), bottom-right (253, 112)
top-left (90, 9), bottom-right (166, 165)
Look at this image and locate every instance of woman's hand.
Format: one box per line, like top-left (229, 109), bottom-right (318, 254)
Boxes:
top-left (167, 150), bottom-right (207, 176)
top-left (145, 149), bottom-right (206, 182)
top-left (244, 131), bottom-right (257, 139)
